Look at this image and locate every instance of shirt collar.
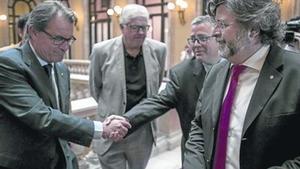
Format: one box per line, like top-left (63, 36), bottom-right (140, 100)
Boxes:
top-left (240, 44), bottom-right (270, 72)
top-left (202, 62), bottom-right (212, 72)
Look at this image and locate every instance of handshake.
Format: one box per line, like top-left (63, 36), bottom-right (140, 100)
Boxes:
top-left (102, 115), bottom-right (132, 142)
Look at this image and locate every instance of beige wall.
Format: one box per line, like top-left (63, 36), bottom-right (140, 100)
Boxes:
top-left (69, 0), bottom-right (89, 59)
top-left (280, 0), bottom-right (296, 21)
top-left (0, 0), bottom-right (10, 47)
top-left (167, 0), bottom-right (197, 67)
top-left (111, 0), bottom-right (127, 37)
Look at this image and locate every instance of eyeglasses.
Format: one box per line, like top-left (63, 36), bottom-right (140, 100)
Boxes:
top-left (207, 0), bottom-right (225, 17)
top-left (125, 24), bottom-right (150, 33)
top-left (187, 35), bottom-right (213, 45)
top-left (214, 20), bottom-right (234, 30)
top-left (41, 30), bottom-right (76, 46)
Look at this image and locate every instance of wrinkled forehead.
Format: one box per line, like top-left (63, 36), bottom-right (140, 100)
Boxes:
top-left (191, 23), bottom-right (214, 36)
top-left (214, 4), bottom-right (236, 24)
top-left (126, 16), bottom-right (148, 25)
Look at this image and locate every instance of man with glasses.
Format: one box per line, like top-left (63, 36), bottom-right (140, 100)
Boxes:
top-left (117, 15), bottom-right (220, 166)
top-left (0, 1), bottom-right (130, 169)
top-left (89, 4), bottom-right (166, 169)
top-left (184, 0), bottom-right (300, 169)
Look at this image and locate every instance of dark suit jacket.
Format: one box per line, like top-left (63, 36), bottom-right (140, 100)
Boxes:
top-left (183, 45), bottom-right (300, 169)
top-left (124, 57), bottom-right (206, 144)
top-left (0, 42), bottom-right (94, 169)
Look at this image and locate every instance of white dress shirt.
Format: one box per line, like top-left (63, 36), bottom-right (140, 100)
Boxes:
top-left (225, 45), bottom-right (270, 169)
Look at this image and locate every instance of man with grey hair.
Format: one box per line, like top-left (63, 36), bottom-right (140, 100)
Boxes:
top-left (89, 3), bottom-right (166, 169)
top-left (184, 0), bottom-right (300, 169)
top-left (120, 15), bottom-right (220, 165)
top-left (0, 1), bottom-right (130, 169)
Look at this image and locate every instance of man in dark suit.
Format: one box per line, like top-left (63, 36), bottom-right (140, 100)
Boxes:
top-left (0, 1), bottom-right (130, 169)
top-left (122, 15), bottom-right (220, 163)
top-left (183, 0), bottom-right (300, 169)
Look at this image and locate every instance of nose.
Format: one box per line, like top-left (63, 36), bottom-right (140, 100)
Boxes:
top-left (137, 28), bottom-right (146, 34)
top-left (59, 41), bottom-right (70, 52)
top-left (194, 40), bottom-right (203, 46)
top-left (213, 27), bottom-right (221, 39)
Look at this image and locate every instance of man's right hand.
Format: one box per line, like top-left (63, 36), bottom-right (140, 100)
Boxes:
top-left (102, 115), bottom-right (131, 141)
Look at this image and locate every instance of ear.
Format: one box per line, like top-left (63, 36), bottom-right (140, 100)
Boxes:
top-left (248, 29), bottom-right (259, 39)
top-left (27, 25), bottom-right (38, 39)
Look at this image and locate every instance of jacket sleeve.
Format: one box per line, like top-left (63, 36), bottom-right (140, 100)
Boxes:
top-left (183, 96), bottom-right (206, 169)
top-left (0, 56), bottom-right (94, 147)
top-left (158, 43), bottom-right (167, 84)
top-left (124, 67), bottom-right (180, 133)
top-left (89, 44), bottom-right (103, 101)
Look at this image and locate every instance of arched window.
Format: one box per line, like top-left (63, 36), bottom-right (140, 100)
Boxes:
top-left (8, 0), bottom-right (36, 44)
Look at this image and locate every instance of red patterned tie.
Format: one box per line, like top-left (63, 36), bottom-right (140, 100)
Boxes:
top-left (213, 64), bottom-right (246, 169)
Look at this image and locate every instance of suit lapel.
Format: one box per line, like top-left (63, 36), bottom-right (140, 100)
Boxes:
top-left (22, 42), bottom-right (58, 109)
top-left (142, 40), bottom-right (153, 97)
top-left (53, 63), bottom-right (66, 112)
top-left (114, 36), bottom-right (127, 101)
top-left (212, 62), bottom-right (231, 127)
top-left (192, 58), bottom-right (206, 94)
top-left (242, 46), bottom-right (283, 136)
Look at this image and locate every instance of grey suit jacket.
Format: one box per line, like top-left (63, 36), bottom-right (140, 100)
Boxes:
top-left (183, 45), bottom-right (300, 169)
top-left (0, 42), bottom-right (94, 169)
top-left (89, 36), bottom-right (166, 155)
top-left (124, 57), bottom-right (206, 141)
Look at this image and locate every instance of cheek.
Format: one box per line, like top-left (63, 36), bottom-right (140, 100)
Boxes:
top-left (209, 40), bottom-right (218, 48)
top-left (222, 28), bottom-right (236, 40)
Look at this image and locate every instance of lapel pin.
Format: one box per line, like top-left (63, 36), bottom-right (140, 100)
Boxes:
top-left (270, 75), bottom-right (274, 79)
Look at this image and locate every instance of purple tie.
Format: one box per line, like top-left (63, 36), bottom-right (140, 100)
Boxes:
top-left (213, 64), bottom-right (246, 169)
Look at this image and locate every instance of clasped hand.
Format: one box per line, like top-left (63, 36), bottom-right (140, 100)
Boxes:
top-left (102, 115), bottom-right (131, 142)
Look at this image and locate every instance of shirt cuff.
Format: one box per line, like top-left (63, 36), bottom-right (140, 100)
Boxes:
top-left (93, 121), bottom-right (103, 139)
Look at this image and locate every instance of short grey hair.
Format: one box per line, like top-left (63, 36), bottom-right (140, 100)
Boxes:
top-left (207, 0), bottom-right (284, 45)
top-left (119, 4), bottom-right (149, 25)
top-left (28, 0), bottom-right (77, 32)
top-left (191, 15), bottom-right (215, 26)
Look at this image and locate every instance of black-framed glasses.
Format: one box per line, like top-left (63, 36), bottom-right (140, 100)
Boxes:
top-left (187, 35), bottom-right (213, 45)
top-left (207, 0), bottom-right (225, 17)
top-left (125, 24), bottom-right (150, 33)
top-left (41, 30), bottom-right (76, 46)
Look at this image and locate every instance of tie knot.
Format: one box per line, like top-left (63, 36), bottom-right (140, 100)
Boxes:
top-left (43, 64), bottom-right (53, 77)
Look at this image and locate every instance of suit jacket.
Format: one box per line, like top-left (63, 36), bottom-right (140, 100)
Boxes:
top-left (183, 45), bottom-right (300, 169)
top-left (0, 42), bottom-right (94, 169)
top-left (89, 36), bottom-right (166, 155)
top-left (124, 57), bottom-right (206, 142)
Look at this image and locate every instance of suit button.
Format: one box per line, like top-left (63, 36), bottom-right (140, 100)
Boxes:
top-left (212, 127), bottom-right (215, 131)
top-left (123, 102), bottom-right (126, 105)
top-left (241, 137), bottom-right (247, 141)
